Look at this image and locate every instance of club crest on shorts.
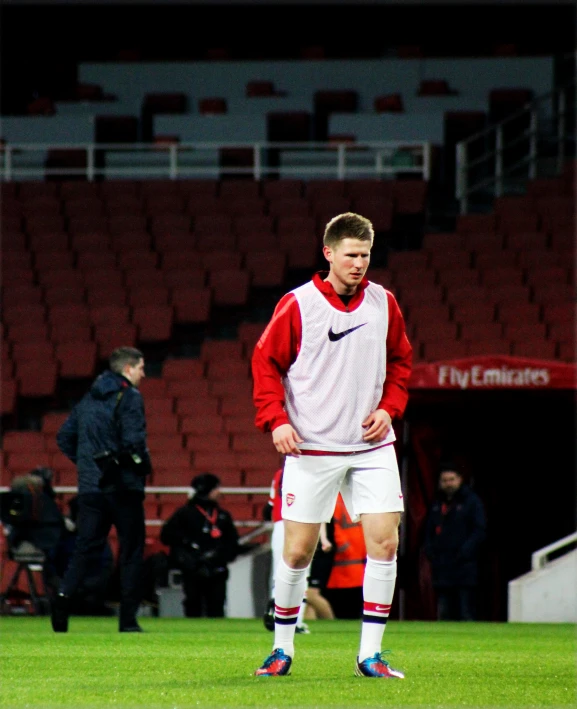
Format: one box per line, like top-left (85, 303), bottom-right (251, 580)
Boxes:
top-left (286, 493), bottom-right (295, 506)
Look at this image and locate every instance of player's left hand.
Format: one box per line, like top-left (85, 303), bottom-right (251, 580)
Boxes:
top-left (362, 408), bottom-right (392, 442)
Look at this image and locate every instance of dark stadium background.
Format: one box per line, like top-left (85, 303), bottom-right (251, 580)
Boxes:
top-left (1, 0), bottom-right (575, 622)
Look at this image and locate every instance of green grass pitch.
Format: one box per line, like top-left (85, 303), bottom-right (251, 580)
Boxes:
top-left (0, 617), bottom-right (575, 708)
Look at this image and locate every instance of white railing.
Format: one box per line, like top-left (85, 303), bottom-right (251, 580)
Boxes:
top-left (531, 531), bottom-right (577, 571)
top-left (456, 81), bottom-right (575, 213)
top-left (0, 140), bottom-right (431, 182)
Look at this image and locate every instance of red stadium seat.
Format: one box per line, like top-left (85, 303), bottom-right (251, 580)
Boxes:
top-left (162, 358), bottom-right (205, 381)
top-left (6, 322), bottom-right (50, 344)
top-left (413, 321), bottom-right (459, 343)
top-left (41, 412), bottom-right (70, 435)
top-left (183, 433), bottom-right (231, 453)
top-left (2, 304), bottom-right (47, 327)
top-left (94, 323), bottom-right (139, 360)
top-left (200, 340), bottom-right (244, 362)
top-left (143, 397), bottom-right (175, 417)
top-left (451, 302), bottom-right (497, 325)
top-left (127, 285), bottom-right (170, 307)
top-left (146, 416), bottom-right (181, 436)
top-left (89, 304), bottom-right (131, 327)
top-left (421, 340), bottom-right (469, 362)
top-left (174, 394), bottom-right (219, 417)
top-left (209, 378), bottom-right (253, 399)
top-left (132, 305), bottom-right (174, 342)
top-left (465, 339), bottom-right (511, 357)
top-left (12, 340), bottom-right (56, 364)
top-left (205, 358), bottom-right (251, 381)
top-left (3, 431), bottom-right (46, 454)
top-left (5, 451), bottom-right (53, 475)
top-left (261, 179), bottom-right (304, 200)
top-left (55, 342), bottom-right (98, 378)
top-left (510, 340), bottom-right (557, 360)
top-left (192, 450), bottom-right (238, 470)
top-left (237, 322), bottom-right (266, 355)
top-left (222, 415), bottom-right (258, 435)
top-left (139, 378), bottom-right (168, 398)
top-left (209, 269), bottom-right (250, 307)
top-left (15, 360), bottom-right (59, 397)
top-left (161, 265), bottom-right (206, 288)
top-left (230, 433), bottom-right (274, 454)
top-left (179, 414), bottom-right (224, 436)
top-left (479, 266), bottom-right (525, 288)
top-left (147, 434), bottom-right (185, 455)
top-left (1, 378), bottom-right (17, 415)
top-left (2, 285), bottom-right (44, 307)
top-left (496, 301), bottom-right (542, 324)
top-left (170, 287), bottom-right (212, 324)
top-left (244, 251), bottom-right (287, 287)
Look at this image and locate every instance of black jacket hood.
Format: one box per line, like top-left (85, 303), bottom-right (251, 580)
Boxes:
top-left (90, 371), bottom-right (131, 400)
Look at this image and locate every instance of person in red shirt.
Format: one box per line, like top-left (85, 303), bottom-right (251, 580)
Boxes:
top-left (252, 212), bottom-right (412, 678)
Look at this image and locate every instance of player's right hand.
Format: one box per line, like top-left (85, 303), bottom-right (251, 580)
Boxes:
top-left (272, 423), bottom-right (303, 457)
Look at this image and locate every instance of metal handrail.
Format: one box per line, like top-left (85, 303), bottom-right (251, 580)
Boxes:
top-left (456, 80), bottom-right (575, 213)
top-left (0, 140), bottom-right (432, 182)
top-left (457, 81), bottom-right (574, 149)
top-left (531, 531), bottom-right (577, 571)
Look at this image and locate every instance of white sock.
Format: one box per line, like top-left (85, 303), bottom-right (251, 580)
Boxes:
top-left (297, 594), bottom-right (307, 626)
top-left (358, 557), bottom-right (397, 663)
top-left (273, 559), bottom-right (309, 658)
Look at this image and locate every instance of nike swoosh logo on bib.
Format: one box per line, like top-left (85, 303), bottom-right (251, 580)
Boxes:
top-left (328, 323), bottom-right (368, 341)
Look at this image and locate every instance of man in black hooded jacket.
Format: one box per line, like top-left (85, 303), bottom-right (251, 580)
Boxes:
top-left (161, 474), bottom-right (239, 617)
top-left (51, 346), bottom-right (151, 633)
top-left (424, 464), bottom-right (487, 621)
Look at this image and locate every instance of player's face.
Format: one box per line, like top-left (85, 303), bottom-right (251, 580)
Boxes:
top-left (323, 237), bottom-right (371, 294)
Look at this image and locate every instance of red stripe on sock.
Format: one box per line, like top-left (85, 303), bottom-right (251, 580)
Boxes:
top-left (363, 602), bottom-right (391, 614)
top-left (275, 605), bottom-right (300, 616)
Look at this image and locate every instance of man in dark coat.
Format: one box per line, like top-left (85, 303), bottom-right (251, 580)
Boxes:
top-left (51, 346), bottom-right (151, 633)
top-left (424, 464), bottom-right (487, 621)
top-left (160, 473), bottom-right (239, 618)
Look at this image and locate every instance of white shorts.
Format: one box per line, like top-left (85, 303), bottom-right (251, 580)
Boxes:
top-left (281, 444), bottom-right (404, 524)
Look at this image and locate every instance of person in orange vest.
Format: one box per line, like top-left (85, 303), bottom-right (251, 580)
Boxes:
top-left (325, 493), bottom-right (367, 619)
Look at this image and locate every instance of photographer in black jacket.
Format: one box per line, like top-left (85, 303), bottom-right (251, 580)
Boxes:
top-left (51, 346), bottom-right (151, 633)
top-left (160, 474), bottom-right (239, 618)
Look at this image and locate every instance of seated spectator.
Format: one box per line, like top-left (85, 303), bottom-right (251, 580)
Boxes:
top-left (160, 474), bottom-right (239, 617)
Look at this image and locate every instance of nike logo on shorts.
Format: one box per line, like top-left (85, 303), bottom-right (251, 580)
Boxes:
top-left (328, 323), bottom-right (368, 341)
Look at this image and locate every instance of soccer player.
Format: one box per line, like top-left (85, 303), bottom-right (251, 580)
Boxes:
top-left (251, 212), bottom-right (412, 678)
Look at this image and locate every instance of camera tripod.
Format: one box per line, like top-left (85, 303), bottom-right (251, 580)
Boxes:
top-left (0, 542), bottom-right (50, 615)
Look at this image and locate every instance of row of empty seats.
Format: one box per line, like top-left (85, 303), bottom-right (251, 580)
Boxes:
top-left (1, 177), bottom-right (428, 228)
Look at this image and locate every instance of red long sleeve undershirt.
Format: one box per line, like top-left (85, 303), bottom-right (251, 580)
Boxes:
top-left (251, 273), bottom-right (413, 434)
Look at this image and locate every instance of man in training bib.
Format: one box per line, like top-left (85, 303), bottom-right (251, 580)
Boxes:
top-left (251, 212), bottom-right (412, 678)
